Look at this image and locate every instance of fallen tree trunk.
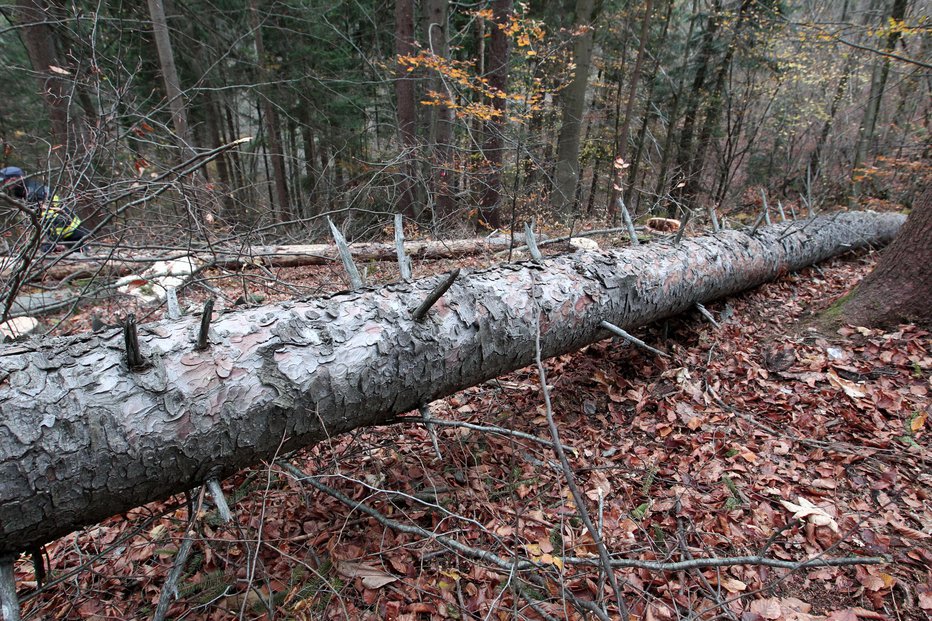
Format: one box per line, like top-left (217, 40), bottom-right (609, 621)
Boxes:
top-left (0, 238), bottom-right (515, 282)
top-left (0, 212), bottom-right (904, 554)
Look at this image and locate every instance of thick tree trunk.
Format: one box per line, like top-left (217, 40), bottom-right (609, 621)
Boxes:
top-left (841, 189), bottom-right (931, 327)
top-left (0, 211), bottom-right (904, 554)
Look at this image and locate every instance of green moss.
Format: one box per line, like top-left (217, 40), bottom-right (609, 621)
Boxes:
top-left (823, 289), bottom-right (857, 318)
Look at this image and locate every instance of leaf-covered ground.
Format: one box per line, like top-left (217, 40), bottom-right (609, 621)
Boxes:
top-left (12, 246), bottom-right (931, 621)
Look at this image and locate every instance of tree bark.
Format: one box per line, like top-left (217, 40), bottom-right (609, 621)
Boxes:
top-left (249, 0), bottom-right (291, 222)
top-left (0, 211), bottom-right (905, 554)
top-left (424, 0), bottom-right (455, 221)
top-left (146, 0), bottom-right (196, 161)
top-left (608, 0), bottom-right (654, 220)
top-left (477, 0), bottom-right (513, 230)
top-left (550, 0), bottom-right (597, 218)
top-left (841, 188), bottom-right (931, 327)
top-left (14, 0), bottom-right (73, 162)
top-left (671, 0), bottom-right (721, 216)
top-left (852, 0), bottom-right (909, 196)
top-left (394, 0), bottom-right (418, 219)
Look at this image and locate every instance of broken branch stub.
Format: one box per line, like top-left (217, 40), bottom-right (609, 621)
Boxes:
top-left (412, 269), bottom-right (460, 321)
top-left (0, 212), bottom-right (906, 554)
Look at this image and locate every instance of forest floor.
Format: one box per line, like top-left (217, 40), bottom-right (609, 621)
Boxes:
top-left (11, 238), bottom-right (932, 621)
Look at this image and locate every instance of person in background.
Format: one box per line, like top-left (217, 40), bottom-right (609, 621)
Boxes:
top-left (0, 166), bottom-right (90, 253)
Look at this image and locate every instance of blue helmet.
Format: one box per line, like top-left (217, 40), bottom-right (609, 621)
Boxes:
top-left (0, 167), bottom-right (24, 181)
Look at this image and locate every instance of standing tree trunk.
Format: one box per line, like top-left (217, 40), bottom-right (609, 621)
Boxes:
top-left (146, 0), bottom-right (195, 161)
top-left (807, 0), bottom-right (855, 181)
top-left (851, 0), bottom-right (909, 196)
top-left (0, 211), bottom-right (905, 555)
top-left (655, 0), bottom-right (700, 215)
top-left (14, 0), bottom-right (73, 164)
top-left (809, 59), bottom-right (853, 181)
top-left (685, 0), bottom-right (754, 207)
top-left (249, 0), bottom-right (291, 223)
top-left (841, 185), bottom-right (931, 327)
top-left (394, 0), bottom-right (418, 219)
top-left (625, 0), bottom-right (675, 213)
top-left (424, 0), bottom-right (455, 222)
top-left (477, 0), bottom-right (513, 230)
top-left (671, 0), bottom-right (721, 216)
top-left (550, 0), bottom-right (597, 219)
top-left (608, 0), bottom-right (654, 221)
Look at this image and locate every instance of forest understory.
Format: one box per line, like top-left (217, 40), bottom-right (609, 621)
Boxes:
top-left (11, 241), bottom-right (930, 621)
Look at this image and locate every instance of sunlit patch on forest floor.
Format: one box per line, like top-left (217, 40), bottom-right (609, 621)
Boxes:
top-left (15, 247), bottom-right (931, 621)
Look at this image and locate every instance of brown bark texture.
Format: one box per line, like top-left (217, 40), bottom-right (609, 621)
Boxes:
top-left (842, 189), bottom-right (931, 327)
top-left (477, 0), bottom-right (512, 229)
top-left (0, 211), bottom-right (904, 554)
top-left (15, 0), bottom-right (71, 157)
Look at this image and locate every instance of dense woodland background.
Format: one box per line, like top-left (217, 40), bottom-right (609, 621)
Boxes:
top-left (0, 1), bottom-right (929, 620)
top-left (1, 0), bottom-right (929, 249)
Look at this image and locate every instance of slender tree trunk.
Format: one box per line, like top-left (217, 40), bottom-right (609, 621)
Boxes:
top-left (424, 0), bottom-right (455, 221)
top-left (0, 211), bottom-right (905, 555)
top-left (625, 0), bottom-right (674, 213)
top-left (146, 0), bottom-right (195, 161)
top-left (608, 0), bottom-right (654, 220)
top-left (654, 0), bottom-right (698, 216)
top-left (477, 0), bottom-right (513, 230)
top-left (300, 119), bottom-right (318, 212)
top-left (550, 0), bottom-right (597, 219)
top-left (249, 0), bottom-right (291, 223)
top-left (394, 0), bottom-right (418, 218)
top-left (671, 0), bottom-right (721, 216)
top-left (807, 1), bottom-right (854, 181)
top-left (809, 59), bottom-right (853, 180)
top-left (686, 0), bottom-right (753, 206)
top-left (852, 0), bottom-right (910, 197)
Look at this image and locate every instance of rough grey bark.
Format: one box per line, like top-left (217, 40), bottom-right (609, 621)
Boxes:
top-left (0, 211), bottom-right (904, 554)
